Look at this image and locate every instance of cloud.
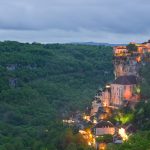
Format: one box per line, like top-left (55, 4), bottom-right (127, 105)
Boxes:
top-left (0, 0), bottom-right (150, 43)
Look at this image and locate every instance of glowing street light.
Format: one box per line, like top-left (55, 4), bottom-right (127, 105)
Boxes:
top-left (118, 128), bottom-right (128, 141)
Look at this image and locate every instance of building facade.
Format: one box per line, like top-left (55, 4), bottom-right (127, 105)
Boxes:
top-left (101, 85), bottom-right (111, 107)
top-left (113, 46), bottom-right (128, 57)
top-left (110, 75), bottom-right (138, 106)
top-left (94, 121), bottom-right (115, 136)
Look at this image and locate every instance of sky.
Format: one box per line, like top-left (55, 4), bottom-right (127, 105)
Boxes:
top-left (0, 0), bottom-right (150, 44)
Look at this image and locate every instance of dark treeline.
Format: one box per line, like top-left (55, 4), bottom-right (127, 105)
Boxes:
top-left (0, 41), bottom-right (113, 150)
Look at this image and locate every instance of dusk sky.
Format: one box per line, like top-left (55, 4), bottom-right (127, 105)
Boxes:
top-left (0, 0), bottom-right (150, 43)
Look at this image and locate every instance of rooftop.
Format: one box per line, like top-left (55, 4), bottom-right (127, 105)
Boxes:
top-left (94, 120), bottom-right (114, 128)
top-left (113, 75), bottom-right (137, 85)
top-left (114, 46), bottom-right (127, 49)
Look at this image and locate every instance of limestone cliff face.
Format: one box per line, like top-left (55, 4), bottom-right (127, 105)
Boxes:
top-left (113, 57), bottom-right (139, 79)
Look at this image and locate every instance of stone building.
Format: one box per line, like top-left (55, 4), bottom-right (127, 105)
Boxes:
top-left (110, 75), bottom-right (138, 106)
top-left (113, 46), bottom-right (128, 57)
top-left (136, 42), bottom-right (150, 54)
top-left (93, 120), bottom-right (115, 136)
top-left (101, 85), bottom-right (111, 107)
top-left (114, 41), bottom-right (150, 58)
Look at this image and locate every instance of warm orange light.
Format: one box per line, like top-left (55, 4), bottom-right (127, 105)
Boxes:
top-left (104, 107), bottom-right (111, 113)
top-left (137, 47), bottom-right (143, 53)
top-left (124, 88), bottom-right (132, 99)
top-left (103, 102), bottom-right (106, 107)
top-left (99, 143), bottom-right (107, 150)
top-left (83, 115), bottom-right (90, 121)
top-left (79, 130), bottom-right (87, 135)
top-left (80, 129), bottom-right (96, 146)
top-left (84, 116), bottom-right (86, 119)
top-left (100, 114), bottom-right (108, 120)
top-left (93, 119), bottom-right (97, 124)
top-left (136, 56), bottom-right (141, 62)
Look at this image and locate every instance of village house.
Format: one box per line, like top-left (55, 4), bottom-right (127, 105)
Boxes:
top-left (93, 120), bottom-right (115, 136)
top-left (114, 40), bottom-right (150, 59)
top-left (95, 109), bottom-right (109, 121)
top-left (136, 42), bottom-right (150, 54)
top-left (113, 41), bottom-right (150, 57)
top-left (110, 75), bottom-right (138, 106)
top-left (144, 41), bottom-right (150, 52)
top-left (113, 46), bottom-right (128, 57)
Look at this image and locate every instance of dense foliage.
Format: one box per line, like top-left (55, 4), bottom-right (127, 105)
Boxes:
top-left (134, 63), bottom-right (150, 131)
top-left (96, 134), bottom-right (113, 143)
top-left (140, 63), bottom-right (150, 99)
top-left (108, 131), bottom-right (150, 150)
top-left (126, 43), bottom-right (137, 52)
top-left (0, 41), bottom-right (113, 149)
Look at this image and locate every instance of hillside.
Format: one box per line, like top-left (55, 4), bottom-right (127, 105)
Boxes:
top-left (108, 63), bottom-right (150, 150)
top-left (0, 41), bottom-right (113, 150)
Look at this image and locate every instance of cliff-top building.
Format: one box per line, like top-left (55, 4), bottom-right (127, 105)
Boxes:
top-left (110, 75), bottom-right (138, 106)
top-left (93, 41), bottom-right (150, 110)
top-left (113, 46), bottom-right (129, 57)
top-left (114, 40), bottom-right (150, 57)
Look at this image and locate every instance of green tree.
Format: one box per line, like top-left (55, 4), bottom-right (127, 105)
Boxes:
top-left (126, 43), bottom-right (137, 52)
top-left (96, 134), bottom-right (113, 143)
top-left (108, 131), bottom-right (150, 150)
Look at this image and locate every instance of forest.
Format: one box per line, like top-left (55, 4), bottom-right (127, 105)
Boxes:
top-left (0, 41), bottom-right (114, 150)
